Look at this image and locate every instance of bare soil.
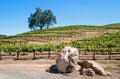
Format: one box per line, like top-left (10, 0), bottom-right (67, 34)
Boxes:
top-left (0, 59), bottom-right (120, 79)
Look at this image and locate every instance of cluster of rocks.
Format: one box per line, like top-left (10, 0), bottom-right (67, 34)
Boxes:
top-left (47, 46), bottom-right (111, 76)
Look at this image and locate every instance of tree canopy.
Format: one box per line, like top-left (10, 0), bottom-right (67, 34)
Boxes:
top-left (28, 7), bottom-right (57, 30)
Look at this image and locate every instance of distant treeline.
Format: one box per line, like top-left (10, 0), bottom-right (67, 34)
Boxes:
top-left (0, 35), bottom-right (6, 38)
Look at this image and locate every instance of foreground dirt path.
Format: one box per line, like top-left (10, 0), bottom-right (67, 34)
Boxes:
top-left (0, 59), bottom-right (119, 79)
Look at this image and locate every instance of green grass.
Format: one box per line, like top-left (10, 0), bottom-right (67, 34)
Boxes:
top-left (98, 60), bottom-right (120, 64)
top-left (104, 66), bottom-right (120, 70)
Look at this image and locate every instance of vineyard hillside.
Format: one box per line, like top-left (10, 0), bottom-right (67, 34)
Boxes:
top-left (104, 23), bottom-right (120, 29)
top-left (1, 24), bottom-right (119, 45)
top-left (70, 31), bottom-right (120, 52)
top-left (0, 24), bottom-right (120, 60)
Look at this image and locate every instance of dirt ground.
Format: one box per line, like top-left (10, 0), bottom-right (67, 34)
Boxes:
top-left (0, 59), bottom-right (120, 79)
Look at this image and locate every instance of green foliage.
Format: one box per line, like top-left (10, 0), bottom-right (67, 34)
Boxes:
top-left (36, 45), bottom-right (43, 53)
top-left (27, 44), bottom-right (37, 52)
top-left (21, 45), bottom-right (28, 52)
top-left (0, 39), bottom-right (27, 46)
top-left (43, 9), bottom-right (57, 28)
top-left (0, 31), bottom-right (119, 55)
top-left (56, 42), bottom-right (68, 51)
top-left (13, 46), bottom-right (22, 52)
top-left (70, 32), bottom-right (120, 52)
top-left (0, 46), bottom-right (4, 52)
top-left (42, 43), bottom-right (56, 51)
top-left (28, 7), bottom-right (57, 30)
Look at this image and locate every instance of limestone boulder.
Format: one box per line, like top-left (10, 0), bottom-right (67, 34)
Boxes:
top-left (80, 68), bottom-right (95, 76)
top-left (78, 60), bottom-right (111, 76)
top-left (56, 46), bottom-right (80, 73)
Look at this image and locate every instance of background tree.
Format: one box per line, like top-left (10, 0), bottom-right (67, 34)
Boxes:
top-left (43, 9), bottom-right (57, 28)
top-left (28, 7), bottom-right (57, 30)
top-left (28, 7), bottom-right (42, 30)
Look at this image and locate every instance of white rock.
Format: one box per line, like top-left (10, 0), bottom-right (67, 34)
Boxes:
top-left (78, 60), bottom-right (111, 76)
top-left (56, 46), bottom-right (80, 73)
top-left (84, 68), bottom-right (95, 76)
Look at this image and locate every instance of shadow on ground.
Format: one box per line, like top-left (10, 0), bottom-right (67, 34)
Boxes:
top-left (46, 65), bottom-right (59, 74)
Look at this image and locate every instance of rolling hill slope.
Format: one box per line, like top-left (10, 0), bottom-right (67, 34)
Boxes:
top-left (1, 24), bottom-right (120, 45)
top-left (104, 23), bottom-right (120, 29)
top-left (0, 34), bottom-right (6, 38)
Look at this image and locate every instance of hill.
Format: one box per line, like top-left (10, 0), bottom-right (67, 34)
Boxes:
top-left (104, 23), bottom-right (120, 29)
top-left (0, 34), bottom-right (6, 38)
top-left (0, 24), bottom-right (119, 60)
top-left (1, 24), bottom-right (120, 45)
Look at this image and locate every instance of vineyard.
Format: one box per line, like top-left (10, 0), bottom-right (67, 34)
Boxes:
top-left (69, 31), bottom-right (120, 60)
top-left (0, 24), bottom-right (120, 60)
top-left (2, 25), bottom-right (119, 44)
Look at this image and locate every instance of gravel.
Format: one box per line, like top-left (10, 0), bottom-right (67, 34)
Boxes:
top-left (0, 59), bottom-right (119, 79)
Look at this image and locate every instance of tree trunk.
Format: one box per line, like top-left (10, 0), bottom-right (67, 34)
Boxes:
top-left (0, 52), bottom-right (2, 60)
top-left (96, 50), bottom-right (98, 54)
top-left (22, 52), bottom-right (26, 55)
top-left (40, 26), bottom-right (42, 30)
top-left (48, 50), bottom-right (51, 59)
top-left (108, 47), bottom-right (112, 60)
top-left (85, 50), bottom-right (87, 55)
top-left (93, 51), bottom-right (96, 60)
top-left (33, 52), bottom-right (36, 60)
top-left (16, 52), bottom-right (19, 60)
top-left (78, 48), bottom-right (81, 59)
top-left (20, 42), bottom-right (22, 46)
top-left (47, 25), bottom-right (49, 28)
top-left (13, 43), bottom-right (15, 46)
top-left (9, 52), bottom-right (12, 55)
